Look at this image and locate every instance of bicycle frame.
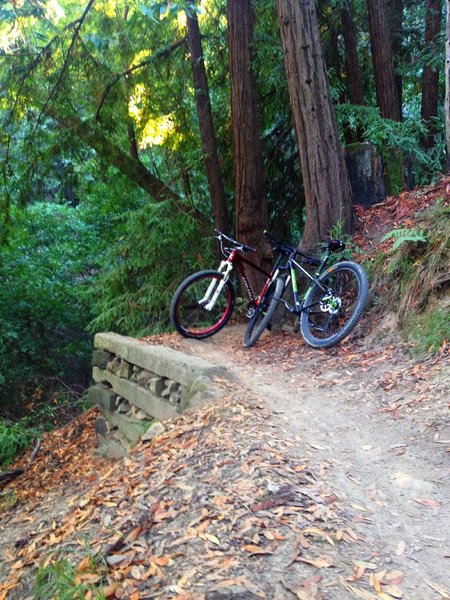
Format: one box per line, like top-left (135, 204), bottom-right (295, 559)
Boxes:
top-left (279, 253), bottom-right (332, 315)
top-left (200, 249), bottom-right (282, 312)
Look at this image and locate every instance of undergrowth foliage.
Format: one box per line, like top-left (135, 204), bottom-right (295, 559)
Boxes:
top-left (88, 201), bottom-right (214, 336)
top-left (0, 419), bottom-right (38, 468)
top-left (34, 557), bottom-right (105, 600)
top-left (371, 203), bottom-right (450, 353)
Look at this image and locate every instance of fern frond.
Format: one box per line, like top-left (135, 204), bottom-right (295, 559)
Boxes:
top-left (381, 227), bottom-right (428, 250)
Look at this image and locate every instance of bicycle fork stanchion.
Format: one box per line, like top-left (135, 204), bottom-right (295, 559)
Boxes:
top-left (290, 267), bottom-right (302, 312)
top-left (201, 258), bottom-right (233, 311)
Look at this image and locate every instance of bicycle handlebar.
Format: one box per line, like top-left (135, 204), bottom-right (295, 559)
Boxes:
top-left (263, 230), bottom-right (321, 267)
top-left (214, 230), bottom-right (256, 254)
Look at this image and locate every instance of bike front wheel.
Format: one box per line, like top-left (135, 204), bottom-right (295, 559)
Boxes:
top-left (243, 276), bottom-right (285, 348)
top-left (300, 261), bottom-right (369, 348)
top-left (170, 270), bottom-right (235, 339)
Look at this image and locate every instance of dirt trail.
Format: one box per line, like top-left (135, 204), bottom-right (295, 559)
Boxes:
top-left (177, 322), bottom-right (450, 599)
top-left (1, 320), bottom-right (448, 600)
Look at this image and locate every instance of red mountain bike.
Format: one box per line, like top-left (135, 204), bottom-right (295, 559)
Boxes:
top-left (170, 230), bottom-right (316, 339)
top-left (170, 230), bottom-right (292, 339)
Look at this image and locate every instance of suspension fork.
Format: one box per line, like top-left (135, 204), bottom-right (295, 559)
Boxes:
top-left (201, 252), bottom-right (235, 310)
top-left (290, 265), bottom-right (303, 312)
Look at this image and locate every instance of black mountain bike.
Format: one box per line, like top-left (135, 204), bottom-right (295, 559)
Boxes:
top-left (244, 232), bottom-right (369, 348)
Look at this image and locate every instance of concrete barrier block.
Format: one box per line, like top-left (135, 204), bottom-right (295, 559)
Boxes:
top-left (94, 332), bottom-right (227, 386)
top-left (88, 383), bottom-right (118, 412)
top-left (93, 367), bottom-right (180, 421)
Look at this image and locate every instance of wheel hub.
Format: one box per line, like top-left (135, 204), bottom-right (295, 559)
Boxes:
top-left (320, 294), bottom-right (342, 315)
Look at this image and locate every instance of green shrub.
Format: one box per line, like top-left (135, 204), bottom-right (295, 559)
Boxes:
top-left (88, 200), bottom-right (214, 336)
top-left (0, 203), bottom-right (96, 408)
top-left (34, 558), bottom-right (105, 600)
top-left (0, 419), bottom-right (38, 468)
top-left (408, 307), bottom-right (450, 355)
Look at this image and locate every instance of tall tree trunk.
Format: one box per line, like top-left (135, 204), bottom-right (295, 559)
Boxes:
top-left (367, 0), bottom-right (402, 120)
top-left (388, 0), bottom-right (403, 116)
top-left (421, 0), bottom-right (442, 149)
top-left (277, 0), bottom-right (353, 252)
top-left (186, 6), bottom-right (230, 234)
top-left (341, 2), bottom-right (365, 106)
top-left (445, 0), bottom-right (450, 170)
top-left (227, 0), bottom-right (271, 287)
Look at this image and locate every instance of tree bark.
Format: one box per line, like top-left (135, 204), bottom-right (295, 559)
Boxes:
top-left (367, 0), bottom-right (402, 121)
top-left (421, 0), bottom-right (442, 149)
top-left (388, 0), bottom-right (404, 116)
top-left (446, 0), bottom-right (450, 170)
top-left (186, 6), bottom-right (230, 234)
top-left (227, 0), bottom-right (271, 286)
top-left (277, 0), bottom-right (353, 252)
top-left (341, 2), bottom-right (365, 106)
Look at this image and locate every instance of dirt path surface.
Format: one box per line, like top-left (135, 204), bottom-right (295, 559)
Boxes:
top-left (0, 321), bottom-right (449, 600)
top-left (175, 322), bottom-right (450, 599)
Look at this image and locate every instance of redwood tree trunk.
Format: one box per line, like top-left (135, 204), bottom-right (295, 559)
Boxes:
top-left (341, 2), bottom-right (365, 106)
top-left (445, 0), bottom-right (450, 171)
top-left (227, 0), bottom-right (271, 286)
top-left (421, 0), bottom-right (442, 149)
top-left (388, 0), bottom-right (404, 117)
top-left (277, 0), bottom-right (353, 252)
top-left (367, 0), bottom-right (402, 120)
top-left (186, 7), bottom-right (229, 234)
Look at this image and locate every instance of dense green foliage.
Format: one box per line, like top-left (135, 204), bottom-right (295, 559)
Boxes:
top-left (0, 203), bottom-right (94, 407)
top-left (0, 0), bottom-right (448, 439)
top-left (0, 418), bottom-right (39, 467)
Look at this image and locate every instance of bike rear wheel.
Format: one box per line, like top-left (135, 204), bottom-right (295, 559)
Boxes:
top-left (170, 270), bottom-right (235, 339)
top-left (243, 277), bottom-right (285, 348)
top-left (300, 261), bottom-right (369, 348)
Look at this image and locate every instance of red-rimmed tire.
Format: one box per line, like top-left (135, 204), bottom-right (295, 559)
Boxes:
top-left (170, 270), bottom-right (235, 339)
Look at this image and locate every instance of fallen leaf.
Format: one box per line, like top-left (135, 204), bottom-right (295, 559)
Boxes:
top-left (370, 570), bottom-right (386, 592)
top-left (130, 565), bottom-right (142, 580)
top-left (383, 584), bottom-right (404, 598)
top-left (424, 580), bottom-right (450, 598)
top-left (202, 533), bottom-right (221, 545)
top-left (150, 555), bottom-right (171, 567)
top-left (382, 571), bottom-right (404, 585)
top-left (395, 541), bottom-right (406, 556)
top-left (76, 557), bottom-right (91, 573)
top-left (413, 497), bottom-right (441, 509)
top-left (242, 544), bottom-right (273, 555)
top-left (297, 556), bottom-right (334, 568)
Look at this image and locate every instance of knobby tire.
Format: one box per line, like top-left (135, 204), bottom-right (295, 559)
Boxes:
top-left (243, 277), bottom-right (285, 348)
top-left (170, 270), bottom-right (235, 339)
top-left (300, 261), bottom-right (369, 348)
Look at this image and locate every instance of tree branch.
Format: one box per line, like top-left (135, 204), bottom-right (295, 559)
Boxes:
top-left (35, 0), bottom-right (97, 132)
top-left (94, 37), bottom-right (187, 122)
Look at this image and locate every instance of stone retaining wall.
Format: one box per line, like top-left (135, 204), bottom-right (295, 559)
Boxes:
top-left (88, 332), bottom-right (227, 456)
